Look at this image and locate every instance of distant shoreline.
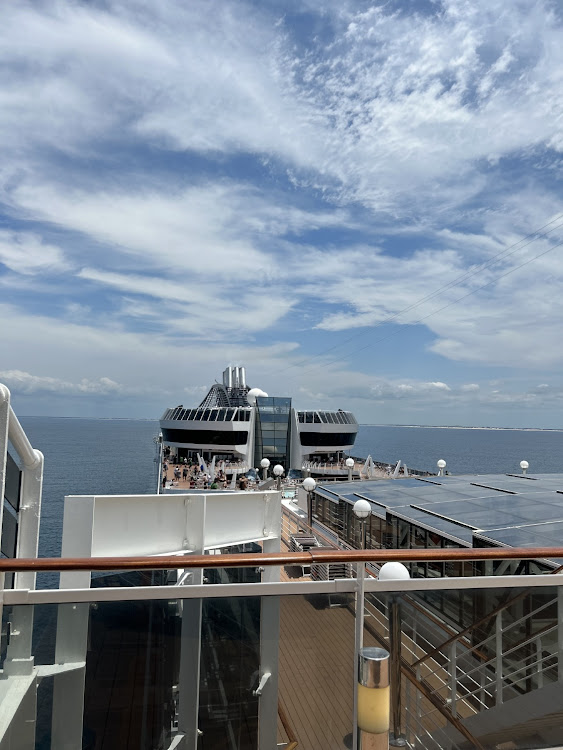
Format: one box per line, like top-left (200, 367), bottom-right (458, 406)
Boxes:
top-left (18, 416), bottom-right (563, 432)
top-left (360, 424), bottom-right (563, 432)
top-left (19, 416), bottom-right (157, 421)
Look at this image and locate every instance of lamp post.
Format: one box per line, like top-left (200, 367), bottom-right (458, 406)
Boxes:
top-left (346, 456), bottom-right (355, 482)
top-left (302, 476), bottom-right (316, 528)
top-left (353, 498), bottom-right (371, 551)
top-left (437, 459), bottom-right (446, 477)
top-left (260, 457), bottom-right (270, 481)
top-left (273, 463), bottom-right (284, 491)
top-left (520, 460), bottom-right (529, 476)
top-left (353, 498), bottom-right (371, 750)
top-left (379, 563), bottom-right (410, 747)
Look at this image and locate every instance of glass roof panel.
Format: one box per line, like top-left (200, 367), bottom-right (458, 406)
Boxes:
top-left (475, 528), bottom-right (551, 547)
top-left (391, 509), bottom-right (473, 543)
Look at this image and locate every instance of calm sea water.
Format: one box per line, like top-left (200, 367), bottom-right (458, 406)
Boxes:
top-left (19, 417), bottom-right (160, 559)
top-left (17, 417), bottom-right (563, 561)
top-left (354, 425), bottom-right (563, 476)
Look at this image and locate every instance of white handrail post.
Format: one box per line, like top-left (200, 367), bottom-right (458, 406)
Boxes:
top-left (0, 385), bottom-right (10, 631)
top-left (495, 611), bottom-right (503, 705)
top-left (2, 397), bottom-right (44, 677)
top-left (535, 637), bottom-right (543, 689)
top-left (558, 588), bottom-right (563, 682)
top-left (449, 641), bottom-right (457, 718)
top-left (353, 561), bottom-right (366, 750)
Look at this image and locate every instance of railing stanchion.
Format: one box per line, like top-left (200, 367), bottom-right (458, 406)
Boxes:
top-left (389, 598), bottom-right (406, 746)
top-left (535, 637), bottom-right (543, 689)
top-left (558, 587), bottom-right (563, 682)
top-left (449, 641), bottom-right (457, 718)
top-left (495, 611), bottom-right (503, 705)
top-left (353, 561), bottom-right (366, 750)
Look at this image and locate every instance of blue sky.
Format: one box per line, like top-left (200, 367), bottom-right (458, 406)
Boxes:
top-left (1, 0), bottom-right (563, 427)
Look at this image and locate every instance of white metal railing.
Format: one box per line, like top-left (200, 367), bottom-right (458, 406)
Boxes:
top-left (3, 571), bottom-right (563, 603)
top-left (3, 568), bottom-right (563, 748)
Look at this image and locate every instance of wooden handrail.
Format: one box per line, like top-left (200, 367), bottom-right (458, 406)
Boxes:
top-left (1, 546), bottom-right (563, 572)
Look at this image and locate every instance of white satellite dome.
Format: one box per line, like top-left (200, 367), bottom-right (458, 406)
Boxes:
top-left (247, 388), bottom-right (268, 405)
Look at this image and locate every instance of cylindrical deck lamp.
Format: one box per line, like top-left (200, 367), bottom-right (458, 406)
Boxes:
top-left (357, 647), bottom-right (390, 749)
top-left (273, 463), bottom-right (284, 490)
top-left (302, 476), bottom-right (316, 528)
top-left (346, 456), bottom-right (355, 482)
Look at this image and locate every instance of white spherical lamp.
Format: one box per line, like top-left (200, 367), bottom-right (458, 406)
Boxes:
top-left (437, 459), bottom-right (446, 469)
top-left (273, 464), bottom-right (284, 477)
top-left (378, 562), bottom-right (410, 581)
top-left (353, 498), bottom-right (371, 519)
top-left (260, 458), bottom-right (270, 469)
top-left (302, 477), bottom-right (316, 492)
top-left (520, 460), bottom-right (529, 470)
top-left (345, 457), bottom-right (355, 468)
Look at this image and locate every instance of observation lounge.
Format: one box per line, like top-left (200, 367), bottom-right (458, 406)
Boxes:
top-left (159, 365), bottom-right (358, 472)
top-left (3, 383), bottom-right (563, 750)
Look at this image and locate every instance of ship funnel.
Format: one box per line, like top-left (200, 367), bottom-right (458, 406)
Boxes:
top-left (223, 365), bottom-right (247, 390)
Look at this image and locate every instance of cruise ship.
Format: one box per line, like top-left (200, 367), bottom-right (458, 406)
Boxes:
top-left (159, 365), bottom-right (358, 471)
top-left (3, 382), bottom-right (563, 750)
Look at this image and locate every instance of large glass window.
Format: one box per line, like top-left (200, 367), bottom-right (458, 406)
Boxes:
top-left (161, 429), bottom-right (249, 445)
top-left (299, 432), bottom-right (357, 447)
top-left (255, 396), bottom-right (291, 468)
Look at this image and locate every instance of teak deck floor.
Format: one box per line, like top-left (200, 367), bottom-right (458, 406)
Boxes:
top-left (278, 592), bottom-right (358, 749)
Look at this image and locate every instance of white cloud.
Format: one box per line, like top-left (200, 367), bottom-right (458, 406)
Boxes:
top-left (0, 370), bottom-right (124, 396)
top-left (78, 267), bottom-right (296, 336)
top-left (1, 0), bottom-right (563, 424)
top-left (461, 383), bottom-right (480, 392)
top-left (1, 0), bottom-right (562, 215)
top-left (9, 182), bottom-right (272, 278)
top-left (0, 303), bottom-right (300, 408)
top-left (0, 231), bottom-right (68, 275)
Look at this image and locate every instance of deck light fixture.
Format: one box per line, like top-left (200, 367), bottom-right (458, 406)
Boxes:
top-left (378, 562), bottom-right (410, 581)
top-left (378, 562), bottom-right (409, 747)
top-left (346, 456), bottom-right (355, 481)
top-left (520, 460), bottom-right (529, 475)
top-left (260, 457), bottom-right (270, 480)
top-left (437, 458), bottom-right (446, 477)
top-left (273, 463), bottom-right (284, 490)
top-left (353, 498), bottom-right (371, 520)
top-left (302, 477), bottom-right (316, 527)
top-left (354, 499), bottom-right (371, 550)
top-left (302, 477), bottom-right (316, 492)
top-left (357, 647), bottom-right (390, 748)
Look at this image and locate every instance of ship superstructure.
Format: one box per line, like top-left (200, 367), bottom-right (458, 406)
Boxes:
top-left (159, 365), bottom-right (358, 470)
top-left (4, 383), bottom-right (563, 749)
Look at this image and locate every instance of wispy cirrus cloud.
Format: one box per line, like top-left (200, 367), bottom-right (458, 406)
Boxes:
top-left (0, 370), bottom-right (125, 396)
top-left (0, 230), bottom-right (68, 275)
top-left (1, 0), bottom-right (563, 424)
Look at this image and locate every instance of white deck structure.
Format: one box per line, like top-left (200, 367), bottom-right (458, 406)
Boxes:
top-left (160, 365), bottom-right (358, 471)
